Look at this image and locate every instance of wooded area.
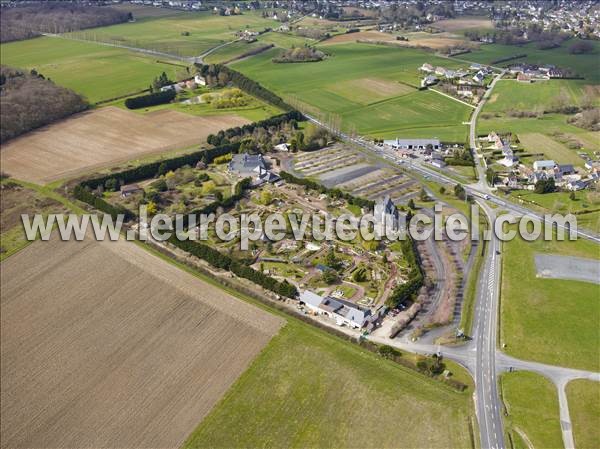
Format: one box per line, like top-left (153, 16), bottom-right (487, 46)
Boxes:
top-left (0, 65), bottom-right (88, 143)
top-left (1, 3), bottom-right (131, 42)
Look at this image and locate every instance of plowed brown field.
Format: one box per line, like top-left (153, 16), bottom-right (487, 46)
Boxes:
top-left (1, 236), bottom-right (283, 449)
top-left (0, 106), bottom-right (248, 184)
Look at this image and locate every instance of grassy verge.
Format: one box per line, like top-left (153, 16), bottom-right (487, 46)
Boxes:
top-left (567, 379), bottom-right (600, 449)
top-left (184, 319), bottom-right (475, 449)
top-left (500, 371), bottom-right (563, 449)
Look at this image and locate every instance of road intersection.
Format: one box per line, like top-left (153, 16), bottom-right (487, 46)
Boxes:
top-left (305, 68), bottom-right (600, 447)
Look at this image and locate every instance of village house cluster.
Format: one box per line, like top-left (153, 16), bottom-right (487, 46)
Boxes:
top-left (419, 62), bottom-right (494, 103)
top-left (484, 131), bottom-right (600, 192)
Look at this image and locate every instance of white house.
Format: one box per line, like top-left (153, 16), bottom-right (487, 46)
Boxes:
top-left (194, 74), bottom-right (207, 86)
top-left (274, 143), bottom-right (290, 152)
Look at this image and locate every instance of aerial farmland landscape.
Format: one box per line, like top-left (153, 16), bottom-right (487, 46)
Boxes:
top-left (0, 1), bottom-right (599, 449)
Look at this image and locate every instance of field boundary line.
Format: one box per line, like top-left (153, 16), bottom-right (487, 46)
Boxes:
top-left (429, 89), bottom-right (476, 109)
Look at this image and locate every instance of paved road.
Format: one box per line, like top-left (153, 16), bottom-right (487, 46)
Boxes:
top-left (304, 112), bottom-right (600, 449)
top-left (469, 70), bottom-right (506, 192)
top-left (472, 202), bottom-right (504, 449)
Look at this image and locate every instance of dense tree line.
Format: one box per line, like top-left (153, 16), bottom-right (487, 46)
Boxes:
top-left (385, 237), bottom-right (424, 308)
top-left (1, 3), bottom-right (131, 42)
top-left (279, 171), bottom-right (374, 209)
top-left (79, 141), bottom-right (246, 191)
top-left (0, 65), bottom-right (88, 143)
top-left (206, 111), bottom-right (304, 146)
top-left (73, 185), bottom-right (134, 221)
top-left (195, 63), bottom-right (293, 110)
top-left (167, 236), bottom-right (297, 298)
top-left (124, 89), bottom-right (176, 109)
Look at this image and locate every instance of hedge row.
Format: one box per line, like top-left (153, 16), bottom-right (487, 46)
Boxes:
top-left (385, 236), bottom-right (424, 308)
top-left (167, 235), bottom-right (297, 298)
top-left (73, 185), bottom-right (135, 221)
top-left (80, 141), bottom-right (242, 191)
top-left (207, 110), bottom-right (304, 146)
top-left (196, 63), bottom-right (293, 111)
top-left (279, 171), bottom-right (375, 209)
top-left (124, 89), bottom-right (176, 109)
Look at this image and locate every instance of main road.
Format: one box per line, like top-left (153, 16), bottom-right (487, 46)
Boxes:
top-left (303, 68), bottom-right (600, 448)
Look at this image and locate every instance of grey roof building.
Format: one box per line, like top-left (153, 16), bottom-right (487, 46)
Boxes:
top-left (384, 138), bottom-right (441, 150)
top-left (228, 153), bottom-right (266, 176)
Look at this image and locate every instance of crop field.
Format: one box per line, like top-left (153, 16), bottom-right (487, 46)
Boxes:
top-left (0, 37), bottom-right (186, 103)
top-left (0, 236), bottom-right (284, 449)
top-left (233, 43), bottom-right (471, 141)
top-left (462, 40), bottom-right (600, 83)
top-left (66, 10), bottom-right (280, 57)
top-left (184, 320), bottom-right (476, 449)
top-left (567, 380), bottom-right (600, 449)
top-left (500, 371), bottom-right (563, 449)
top-left (501, 231), bottom-right (600, 371)
top-left (1, 106), bottom-right (248, 184)
top-left (433, 17), bottom-right (494, 32)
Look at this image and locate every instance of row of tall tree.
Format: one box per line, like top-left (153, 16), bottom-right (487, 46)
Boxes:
top-left (1, 3), bottom-right (131, 42)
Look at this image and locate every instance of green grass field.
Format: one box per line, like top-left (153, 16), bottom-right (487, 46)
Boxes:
top-left (461, 39), bottom-right (600, 83)
top-left (501, 232), bottom-right (600, 371)
top-left (184, 321), bottom-right (476, 448)
top-left (0, 36), bottom-right (186, 103)
top-left (567, 380), bottom-right (600, 449)
top-left (485, 79), bottom-right (592, 112)
top-left (478, 78), bottom-right (599, 164)
top-left (477, 113), bottom-right (599, 162)
top-left (66, 10), bottom-right (280, 57)
top-left (203, 32), bottom-right (317, 64)
top-left (500, 371), bottom-right (563, 449)
top-left (233, 43), bottom-right (472, 141)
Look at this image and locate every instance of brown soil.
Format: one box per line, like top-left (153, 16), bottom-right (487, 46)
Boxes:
top-left (1, 235), bottom-right (283, 449)
top-left (0, 106), bottom-right (249, 184)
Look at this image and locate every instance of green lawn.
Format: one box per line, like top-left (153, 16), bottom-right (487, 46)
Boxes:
top-left (501, 232), bottom-right (600, 371)
top-left (0, 36), bottom-right (186, 103)
top-left (66, 10), bottom-right (280, 57)
top-left (233, 43), bottom-right (472, 141)
top-left (184, 321), bottom-right (475, 449)
top-left (500, 371), bottom-right (563, 449)
top-left (567, 380), bottom-right (600, 449)
top-left (461, 39), bottom-right (600, 83)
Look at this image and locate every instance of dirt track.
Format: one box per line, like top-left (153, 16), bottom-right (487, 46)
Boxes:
top-left (1, 236), bottom-right (283, 449)
top-left (0, 106), bottom-right (248, 184)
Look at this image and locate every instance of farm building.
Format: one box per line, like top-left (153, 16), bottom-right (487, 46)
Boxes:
top-left (420, 63), bottom-right (434, 72)
top-left (299, 291), bottom-right (371, 328)
top-left (384, 138), bottom-right (441, 151)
